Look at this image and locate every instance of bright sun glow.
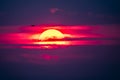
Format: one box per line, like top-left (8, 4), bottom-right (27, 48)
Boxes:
top-left (39, 29), bottom-right (64, 41)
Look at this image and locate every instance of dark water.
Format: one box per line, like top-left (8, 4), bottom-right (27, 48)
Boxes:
top-left (0, 45), bottom-right (120, 80)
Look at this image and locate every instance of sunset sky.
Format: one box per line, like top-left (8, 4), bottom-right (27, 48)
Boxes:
top-left (0, 1), bottom-right (120, 80)
top-left (0, 0), bottom-right (120, 26)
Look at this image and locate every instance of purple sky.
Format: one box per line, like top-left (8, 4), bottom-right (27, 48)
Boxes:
top-left (0, 0), bottom-right (120, 26)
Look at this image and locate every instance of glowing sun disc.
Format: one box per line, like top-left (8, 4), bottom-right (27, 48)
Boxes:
top-left (39, 29), bottom-right (64, 41)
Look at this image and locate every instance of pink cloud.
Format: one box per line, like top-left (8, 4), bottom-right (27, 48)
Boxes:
top-left (49, 8), bottom-right (64, 14)
top-left (50, 8), bottom-right (59, 14)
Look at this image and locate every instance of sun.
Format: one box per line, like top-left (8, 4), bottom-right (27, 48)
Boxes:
top-left (39, 29), bottom-right (64, 41)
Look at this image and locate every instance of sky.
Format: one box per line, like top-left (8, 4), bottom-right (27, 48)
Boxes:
top-left (0, 0), bottom-right (120, 26)
top-left (0, 1), bottom-right (120, 80)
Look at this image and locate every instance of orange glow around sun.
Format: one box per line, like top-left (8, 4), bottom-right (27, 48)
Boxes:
top-left (31, 29), bottom-right (70, 46)
top-left (39, 29), bottom-right (64, 41)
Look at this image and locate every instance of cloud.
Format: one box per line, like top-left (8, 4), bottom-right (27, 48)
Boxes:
top-left (49, 8), bottom-right (79, 16)
top-left (49, 8), bottom-right (63, 14)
